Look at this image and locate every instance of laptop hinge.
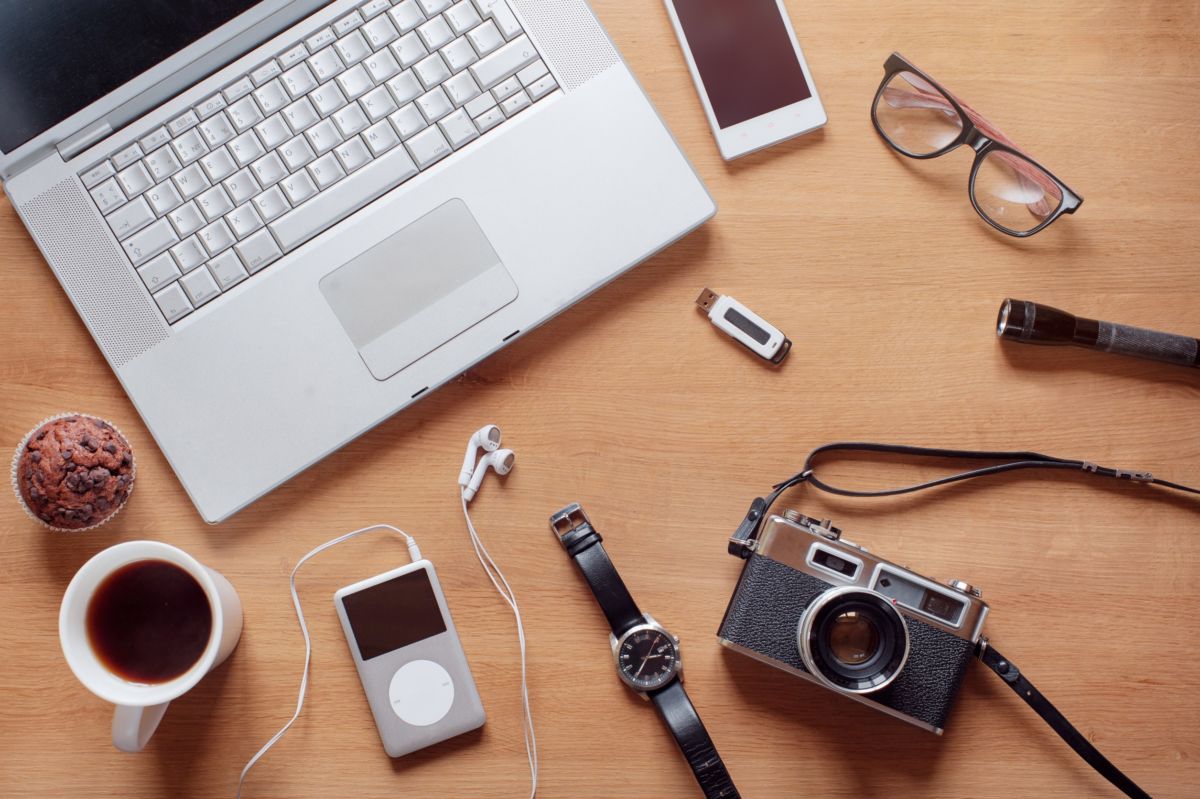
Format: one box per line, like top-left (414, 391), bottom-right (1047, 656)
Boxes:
top-left (57, 121), bottom-right (113, 162)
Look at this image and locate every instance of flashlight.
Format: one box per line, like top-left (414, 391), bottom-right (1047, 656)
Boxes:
top-left (997, 299), bottom-right (1200, 368)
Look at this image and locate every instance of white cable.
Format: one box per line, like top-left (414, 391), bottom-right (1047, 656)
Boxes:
top-left (236, 524), bottom-right (421, 799)
top-left (461, 490), bottom-right (538, 799)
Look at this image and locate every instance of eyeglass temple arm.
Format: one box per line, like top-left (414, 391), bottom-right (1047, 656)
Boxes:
top-left (884, 85), bottom-right (1060, 218)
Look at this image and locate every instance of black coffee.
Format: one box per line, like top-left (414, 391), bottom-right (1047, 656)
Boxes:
top-left (86, 559), bottom-right (213, 684)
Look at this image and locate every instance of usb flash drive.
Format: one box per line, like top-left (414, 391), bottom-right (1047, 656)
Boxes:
top-left (695, 288), bottom-right (792, 365)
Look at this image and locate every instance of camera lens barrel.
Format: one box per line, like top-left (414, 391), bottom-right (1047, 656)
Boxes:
top-left (797, 587), bottom-right (911, 694)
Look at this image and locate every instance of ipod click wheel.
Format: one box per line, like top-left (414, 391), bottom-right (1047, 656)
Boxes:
top-left (334, 560), bottom-right (486, 757)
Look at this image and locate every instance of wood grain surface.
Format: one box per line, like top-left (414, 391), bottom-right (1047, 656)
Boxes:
top-left (1, 1), bottom-right (1198, 797)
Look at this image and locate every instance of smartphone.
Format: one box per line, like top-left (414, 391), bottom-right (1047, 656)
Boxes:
top-left (663, 0), bottom-right (827, 160)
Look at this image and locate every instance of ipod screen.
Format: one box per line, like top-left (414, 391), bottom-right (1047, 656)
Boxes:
top-left (342, 569), bottom-right (448, 660)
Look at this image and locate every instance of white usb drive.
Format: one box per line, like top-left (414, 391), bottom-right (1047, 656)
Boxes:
top-left (695, 288), bottom-right (792, 364)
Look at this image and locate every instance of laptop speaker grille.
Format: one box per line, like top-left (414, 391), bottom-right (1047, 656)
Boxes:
top-left (19, 178), bottom-right (167, 369)
top-left (512, 0), bottom-right (619, 91)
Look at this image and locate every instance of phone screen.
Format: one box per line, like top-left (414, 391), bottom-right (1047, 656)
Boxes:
top-left (672, 0), bottom-right (812, 129)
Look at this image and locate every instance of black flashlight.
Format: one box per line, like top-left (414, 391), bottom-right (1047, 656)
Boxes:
top-left (997, 299), bottom-right (1200, 369)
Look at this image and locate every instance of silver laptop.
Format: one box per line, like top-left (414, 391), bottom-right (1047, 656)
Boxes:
top-left (0, 0), bottom-right (714, 522)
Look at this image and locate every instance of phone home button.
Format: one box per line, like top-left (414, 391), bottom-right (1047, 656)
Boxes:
top-left (389, 659), bottom-right (455, 727)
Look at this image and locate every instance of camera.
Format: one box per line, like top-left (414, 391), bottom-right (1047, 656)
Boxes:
top-left (718, 510), bottom-right (989, 733)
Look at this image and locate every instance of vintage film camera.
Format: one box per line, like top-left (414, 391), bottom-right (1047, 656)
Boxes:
top-left (719, 510), bottom-right (989, 733)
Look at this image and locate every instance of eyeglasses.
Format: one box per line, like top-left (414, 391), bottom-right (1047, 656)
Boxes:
top-left (871, 53), bottom-right (1082, 237)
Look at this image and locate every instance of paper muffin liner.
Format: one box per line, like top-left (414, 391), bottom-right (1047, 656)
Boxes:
top-left (11, 412), bottom-right (136, 533)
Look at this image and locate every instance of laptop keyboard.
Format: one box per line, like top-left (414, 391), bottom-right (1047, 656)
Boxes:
top-left (77, 0), bottom-right (558, 325)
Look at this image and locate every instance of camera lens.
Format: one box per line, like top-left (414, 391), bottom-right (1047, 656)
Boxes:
top-left (797, 587), bottom-right (910, 694)
top-left (828, 611), bottom-right (880, 666)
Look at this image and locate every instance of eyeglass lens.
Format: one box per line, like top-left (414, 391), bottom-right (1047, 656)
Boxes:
top-left (873, 70), bottom-right (962, 156)
top-left (972, 150), bottom-right (1063, 234)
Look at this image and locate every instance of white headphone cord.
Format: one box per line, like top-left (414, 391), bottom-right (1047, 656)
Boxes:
top-left (460, 491), bottom-right (539, 799)
top-left (235, 524), bottom-right (422, 799)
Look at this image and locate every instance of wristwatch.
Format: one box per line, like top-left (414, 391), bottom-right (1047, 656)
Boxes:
top-left (549, 503), bottom-right (740, 799)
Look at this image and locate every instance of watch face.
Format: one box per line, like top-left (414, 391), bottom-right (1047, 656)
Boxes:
top-left (617, 627), bottom-right (679, 690)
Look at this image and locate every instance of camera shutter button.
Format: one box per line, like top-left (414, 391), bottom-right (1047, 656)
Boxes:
top-left (948, 579), bottom-right (982, 597)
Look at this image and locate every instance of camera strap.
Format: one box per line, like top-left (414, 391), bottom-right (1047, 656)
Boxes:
top-left (729, 442), bottom-right (1198, 798)
top-left (977, 643), bottom-right (1150, 799)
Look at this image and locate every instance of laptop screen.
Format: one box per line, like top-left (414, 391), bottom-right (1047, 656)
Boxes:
top-left (0, 0), bottom-right (262, 153)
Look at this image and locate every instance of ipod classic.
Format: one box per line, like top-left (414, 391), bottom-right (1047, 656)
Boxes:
top-left (334, 560), bottom-right (486, 757)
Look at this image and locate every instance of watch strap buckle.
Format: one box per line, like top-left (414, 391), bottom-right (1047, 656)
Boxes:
top-left (550, 502), bottom-right (603, 557)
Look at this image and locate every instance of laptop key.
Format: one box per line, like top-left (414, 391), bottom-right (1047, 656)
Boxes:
top-left (139, 127), bottom-right (171, 153)
top-left (280, 135), bottom-right (317, 171)
top-left (172, 129), bottom-right (209, 165)
top-left (473, 0), bottom-right (522, 40)
top-left (364, 119), bottom-right (401, 155)
top-left (197, 185), bottom-right (235, 221)
top-left (226, 202), bottom-right (265, 238)
top-left (283, 97), bottom-right (320, 134)
top-left (200, 147), bottom-right (237, 183)
top-left (181, 267), bottom-right (221, 307)
top-left (527, 73), bottom-right (557, 101)
top-left (280, 171), bottom-right (318, 205)
top-left (441, 37), bottom-right (479, 74)
top-left (146, 181), bottom-right (184, 217)
top-left (464, 92), bottom-right (496, 118)
top-left (278, 43), bottom-right (310, 70)
top-left (517, 60), bottom-right (548, 87)
top-left (168, 203), bottom-right (206, 238)
top-left (310, 83), bottom-right (349, 117)
top-left (199, 219), bottom-right (236, 256)
top-left (439, 109), bottom-right (479, 149)
top-left (118, 161), bottom-right (154, 197)
top-left (391, 32), bottom-right (428, 69)
top-left (416, 87), bottom-right (453, 123)
top-left (360, 0), bottom-right (392, 20)
top-left (168, 110), bottom-right (200, 136)
top-left (389, 1), bottom-right (426, 34)
top-left (137, 252), bottom-right (181, 291)
top-left (388, 103), bottom-right (427, 139)
top-left (418, 0), bottom-right (452, 15)
top-left (467, 20), bottom-right (503, 56)
top-left (255, 114), bottom-right (292, 150)
top-left (227, 96), bottom-right (265, 132)
top-left (500, 89), bottom-right (530, 117)
top-left (90, 179), bottom-right (127, 214)
top-left (473, 105), bottom-right (504, 133)
top-left (152, 282), bottom-right (193, 324)
top-left (415, 53), bottom-right (452, 89)
top-left (362, 14), bottom-right (400, 49)
top-left (308, 47), bottom-right (346, 83)
top-left (282, 63), bottom-right (318, 99)
top-left (336, 64), bottom-right (374, 101)
top-left (306, 27), bottom-right (337, 52)
top-left (207, 250), bottom-right (249, 289)
top-left (253, 80), bottom-right (290, 116)
top-left (224, 168), bottom-right (261, 205)
top-left (80, 161), bottom-right (116, 189)
top-left (123, 218), bottom-right (179, 265)
top-left (196, 93), bottom-right (228, 120)
top-left (146, 147), bottom-right (182, 182)
top-left (333, 104), bottom-right (370, 137)
top-left (308, 153), bottom-right (346, 190)
top-left (251, 152), bottom-right (287, 188)
top-left (335, 137), bottom-right (372, 173)
top-left (235, 229), bottom-right (284, 274)
top-left (405, 125), bottom-right (452, 168)
top-left (492, 76), bottom-right (521, 101)
top-left (229, 131), bottom-right (266, 167)
top-left (444, 71), bottom-right (481, 107)
top-left (199, 112), bottom-right (236, 147)
top-left (253, 186), bottom-right (291, 222)
top-left (170, 235), bottom-right (208, 272)
top-left (112, 143), bottom-right (145, 171)
top-left (386, 70), bottom-right (424, 105)
top-left (364, 48), bottom-right (402, 84)
top-left (361, 85), bottom-right (398, 122)
top-left (446, 1), bottom-right (482, 35)
top-left (471, 35), bottom-right (537, 90)
top-left (270, 144), bottom-right (417, 252)
top-left (107, 197), bottom-right (156, 240)
top-left (335, 31), bottom-right (371, 67)
top-left (417, 16), bottom-right (453, 51)
top-left (251, 59), bottom-right (283, 86)
top-left (223, 76), bottom-right (256, 103)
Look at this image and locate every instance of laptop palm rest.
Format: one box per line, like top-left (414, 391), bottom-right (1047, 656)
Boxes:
top-left (319, 199), bottom-right (518, 381)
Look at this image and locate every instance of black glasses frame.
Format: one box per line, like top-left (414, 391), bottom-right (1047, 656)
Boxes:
top-left (870, 53), bottom-right (1083, 238)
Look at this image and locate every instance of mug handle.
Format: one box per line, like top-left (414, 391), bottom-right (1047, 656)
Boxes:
top-left (112, 702), bottom-right (170, 752)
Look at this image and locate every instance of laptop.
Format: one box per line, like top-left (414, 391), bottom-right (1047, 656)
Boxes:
top-left (0, 0), bottom-right (714, 522)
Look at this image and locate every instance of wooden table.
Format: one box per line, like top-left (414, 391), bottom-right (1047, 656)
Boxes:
top-left (2, 2), bottom-right (1197, 797)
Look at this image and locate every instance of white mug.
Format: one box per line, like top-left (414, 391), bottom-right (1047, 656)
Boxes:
top-left (59, 540), bottom-right (243, 752)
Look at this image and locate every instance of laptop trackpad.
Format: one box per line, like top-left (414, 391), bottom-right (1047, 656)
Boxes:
top-left (319, 199), bottom-right (518, 381)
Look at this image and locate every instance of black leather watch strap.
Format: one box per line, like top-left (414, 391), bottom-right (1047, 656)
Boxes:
top-left (649, 680), bottom-right (740, 799)
top-left (979, 644), bottom-right (1151, 798)
top-left (551, 504), bottom-right (644, 635)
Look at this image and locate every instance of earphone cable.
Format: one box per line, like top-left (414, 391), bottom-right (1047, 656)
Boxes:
top-left (235, 524), bottom-right (422, 799)
top-left (460, 490), bottom-right (539, 799)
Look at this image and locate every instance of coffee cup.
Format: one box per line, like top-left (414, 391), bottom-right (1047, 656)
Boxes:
top-left (59, 540), bottom-right (243, 752)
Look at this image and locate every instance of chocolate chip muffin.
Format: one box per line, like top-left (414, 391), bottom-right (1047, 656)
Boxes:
top-left (12, 415), bottom-right (135, 531)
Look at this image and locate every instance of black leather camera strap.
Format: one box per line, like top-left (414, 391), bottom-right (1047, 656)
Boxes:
top-left (978, 644), bottom-right (1150, 798)
top-left (729, 442), bottom-right (1197, 798)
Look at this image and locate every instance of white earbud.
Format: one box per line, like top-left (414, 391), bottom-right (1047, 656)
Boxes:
top-left (459, 424), bottom-right (502, 487)
top-left (463, 449), bottom-right (515, 502)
